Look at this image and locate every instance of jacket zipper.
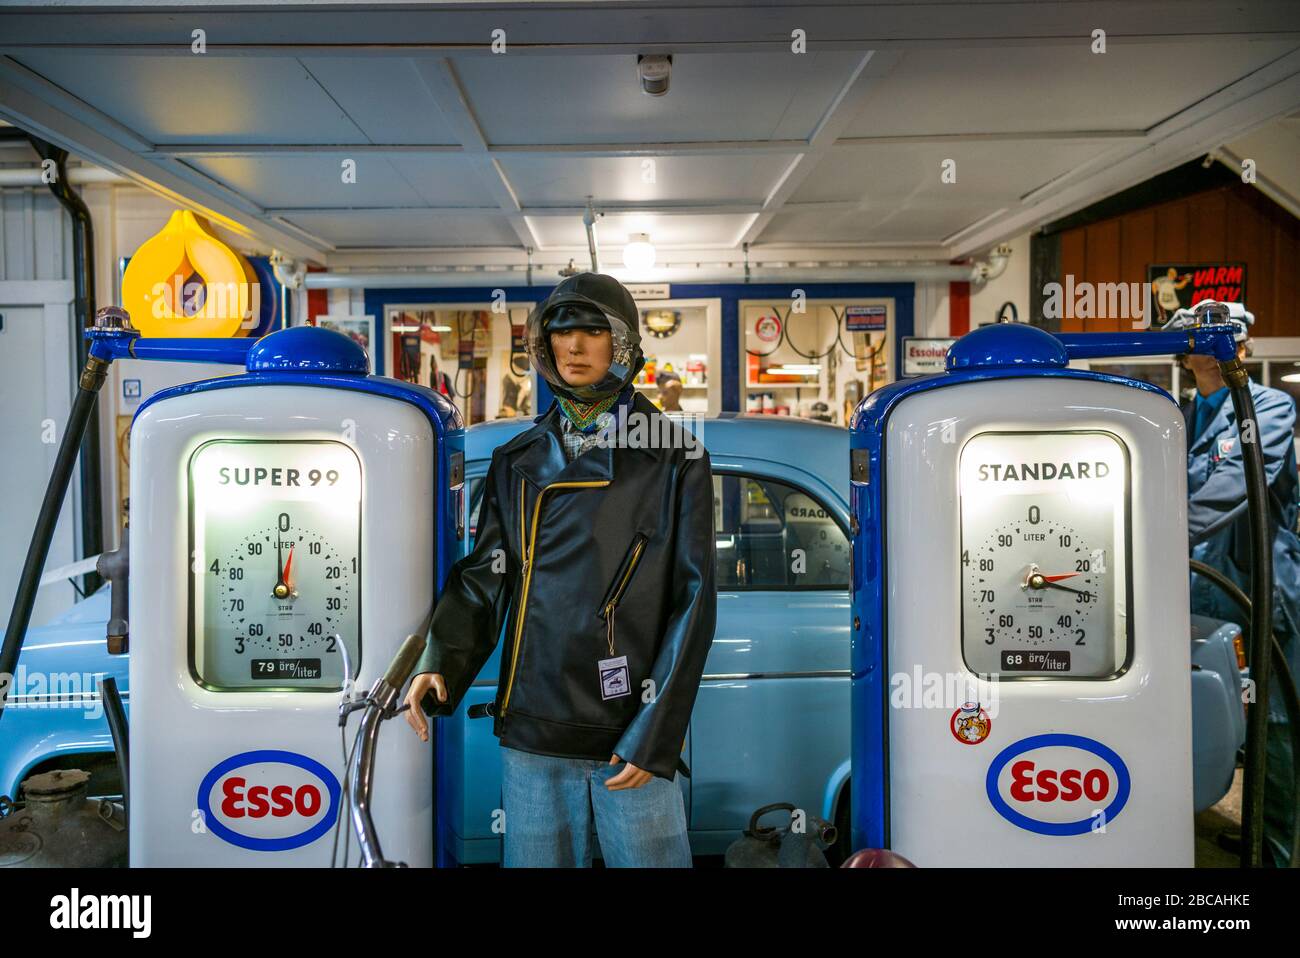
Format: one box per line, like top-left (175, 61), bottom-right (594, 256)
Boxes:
top-left (601, 533), bottom-right (648, 657)
top-left (501, 477), bottom-right (612, 716)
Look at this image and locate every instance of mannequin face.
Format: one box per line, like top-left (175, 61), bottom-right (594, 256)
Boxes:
top-left (549, 327), bottom-right (613, 387)
top-left (658, 379), bottom-right (683, 410)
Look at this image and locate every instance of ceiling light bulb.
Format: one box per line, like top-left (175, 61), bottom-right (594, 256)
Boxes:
top-left (623, 234), bottom-right (656, 272)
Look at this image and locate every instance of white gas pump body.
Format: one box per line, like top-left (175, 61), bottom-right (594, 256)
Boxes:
top-left (129, 370), bottom-right (440, 866)
top-left (851, 325), bottom-right (1195, 866)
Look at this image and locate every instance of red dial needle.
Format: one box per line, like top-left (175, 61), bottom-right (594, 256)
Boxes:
top-left (281, 545), bottom-right (294, 591)
top-left (1041, 572), bottom-right (1080, 582)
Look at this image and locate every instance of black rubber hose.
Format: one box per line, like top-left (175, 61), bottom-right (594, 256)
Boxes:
top-left (1189, 557), bottom-right (1300, 866)
top-left (0, 357), bottom-right (109, 727)
top-left (1223, 370), bottom-right (1275, 868)
top-left (100, 675), bottom-right (129, 827)
top-left (782, 306), bottom-right (839, 361)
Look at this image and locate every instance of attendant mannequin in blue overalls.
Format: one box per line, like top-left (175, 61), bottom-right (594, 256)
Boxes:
top-left (1165, 306), bottom-right (1300, 866)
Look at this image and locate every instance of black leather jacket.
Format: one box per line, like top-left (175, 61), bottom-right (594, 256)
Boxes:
top-left (416, 391), bottom-right (717, 780)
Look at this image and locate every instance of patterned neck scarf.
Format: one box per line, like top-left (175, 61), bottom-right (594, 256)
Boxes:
top-left (554, 383), bottom-right (634, 433)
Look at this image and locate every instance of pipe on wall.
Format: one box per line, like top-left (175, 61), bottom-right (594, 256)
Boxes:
top-left (971, 244), bottom-right (1013, 288)
top-left (25, 133), bottom-right (104, 595)
top-left (0, 167), bottom-right (129, 187)
top-left (582, 198), bottom-right (601, 272)
top-left (303, 262), bottom-right (979, 290)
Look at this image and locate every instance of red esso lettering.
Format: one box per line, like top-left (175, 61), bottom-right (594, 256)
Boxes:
top-left (219, 776), bottom-right (323, 818)
top-left (1009, 760), bottom-right (1109, 802)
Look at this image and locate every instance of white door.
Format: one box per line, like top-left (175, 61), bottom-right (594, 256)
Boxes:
top-left (0, 303), bottom-right (77, 630)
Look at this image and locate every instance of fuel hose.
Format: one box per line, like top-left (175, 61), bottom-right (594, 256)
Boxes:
top-left (1221, 359), bottom-right (1277, 868)
top-left (0, 350), bottom-right (111, 727)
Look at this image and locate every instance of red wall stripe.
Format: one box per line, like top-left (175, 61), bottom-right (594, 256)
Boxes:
top-left (307, 265), bottom-right (328, 324)
top-left (949, 280), bottom-right (971, 335)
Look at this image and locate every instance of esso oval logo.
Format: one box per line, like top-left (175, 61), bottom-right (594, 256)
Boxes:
top-left (985, 734), bottom-right (1130, 836)
top-left (198, 750), bottom-right (341, 851)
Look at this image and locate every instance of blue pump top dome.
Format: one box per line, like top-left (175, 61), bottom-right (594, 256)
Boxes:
top-left (945, 322), bottom-right (1069, 372)
top-left (245, 325), bottom-right (370, 374)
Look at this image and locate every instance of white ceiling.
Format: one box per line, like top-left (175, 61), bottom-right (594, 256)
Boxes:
top-left (839, 40), bottom-right (1300, 137)
top-left (0, 1), bottom-right (1297, 267)
top-left (1220, 108), bottom-right (1300, 218)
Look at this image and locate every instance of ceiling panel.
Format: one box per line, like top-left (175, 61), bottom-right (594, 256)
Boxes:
top-left (842, 40), bottom-right (1300, 138)
top-left (498, 152), bottom-right (792, 206)
top-left (283, 211), bottom-right (521, 248)
top-left (299, 57), bottom-right (460, 145)
top-left (184, 153), bottom-right (495, 208)
top-left (455, 51), bottom-right (865, 145)
top-left (788, 139), bottom-right (1118, 206)
top-left (15, 53), bottom-right (369, 144)
top-left (383, 154), bottom-right (499, 206)
top-left (762, 206), bottom-right (994, 244)
top-left (527, 211), bottom-right (751, 248)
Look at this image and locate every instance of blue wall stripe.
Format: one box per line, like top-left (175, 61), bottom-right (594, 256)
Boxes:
top-left (364, 281), bottom-right (915, 415)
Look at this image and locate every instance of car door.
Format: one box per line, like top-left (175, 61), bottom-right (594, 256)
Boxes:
top-left (688, 467), bottom-right (851, 851)
top-left (437, 465), bottom-right (510, 864)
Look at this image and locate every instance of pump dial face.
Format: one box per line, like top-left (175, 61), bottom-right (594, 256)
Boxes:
top-left (959, 431), bottom-right (1129, 678)
top-left (189, 440), bottom-right (362, 691)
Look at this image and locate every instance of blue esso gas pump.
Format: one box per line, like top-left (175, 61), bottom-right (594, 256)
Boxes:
top-left (0, 307), bottom-right (463, 868)
top-left (848, 313), bottom-right (1282, 867)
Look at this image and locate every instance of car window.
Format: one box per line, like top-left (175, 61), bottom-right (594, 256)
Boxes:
top-left (713, 472), bottom-right (848, 589)
top-left (466, 475), bottom-right (485, 546)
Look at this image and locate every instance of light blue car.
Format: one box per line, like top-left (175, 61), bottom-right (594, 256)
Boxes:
top-left (440, 412), bottom-right (853, 863)
top-left (1, 413), bottom-right (1246, 864)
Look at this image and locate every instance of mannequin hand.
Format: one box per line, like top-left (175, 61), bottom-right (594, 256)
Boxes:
top-left (403, 673), bottom-right (447, 742)
top-left (605, 754), bottom-right (652, 790)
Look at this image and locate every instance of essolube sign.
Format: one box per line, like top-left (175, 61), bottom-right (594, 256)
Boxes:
top-left (198, 750), bottom-right (341, 852)
top-left (985, 734), bottom-right (1130, 836)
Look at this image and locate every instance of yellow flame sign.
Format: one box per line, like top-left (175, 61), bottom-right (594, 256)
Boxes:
top-left (122, 210), bottom-right (260, 337)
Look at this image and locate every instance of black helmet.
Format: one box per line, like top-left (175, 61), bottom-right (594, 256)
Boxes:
top-left (526, 272), bottom-right (645, 402)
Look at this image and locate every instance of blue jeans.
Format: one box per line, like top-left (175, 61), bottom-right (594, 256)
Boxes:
top-left (500, 745), bottom-right (693, 868)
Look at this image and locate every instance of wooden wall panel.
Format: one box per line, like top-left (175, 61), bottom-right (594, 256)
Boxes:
top-left (1055, 183), bottom-right (1300, 337)
top-left (1084, 219), bottom-right (1122, 331)
top-left (1154, 202), bottom-right (1189, 261)
top-left (1115, 210), bottom-right (1157, 330)
top-left (1059, 226), bottom-right (1087, 332)
top-left (1227, 193), bottom-right (1270, 334)
top-left (1273, 221), bottom-right (1298, 341)
top-left (1187, 190), bottom-right (1227, 261)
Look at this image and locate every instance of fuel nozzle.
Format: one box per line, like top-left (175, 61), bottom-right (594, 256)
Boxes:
top-left (92, 305), bottom-right (132, 331)
top-left (96, 525), bottom-right (129, 654)
top-left (1189, 301), bottom-right (1252, 387)
top-left (1160, 299), bottom-right (1253, 371)
top-left (79, 306), bottom-right (132, 391)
